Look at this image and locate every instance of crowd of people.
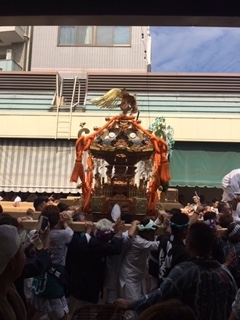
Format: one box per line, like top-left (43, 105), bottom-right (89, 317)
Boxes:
top-left (2, 190), bottom-right (240, 320)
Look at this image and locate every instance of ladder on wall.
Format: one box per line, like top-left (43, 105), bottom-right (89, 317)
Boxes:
top-left (55, 76), bottom-right (81, 140)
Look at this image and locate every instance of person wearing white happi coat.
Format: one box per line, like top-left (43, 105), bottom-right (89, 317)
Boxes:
top-left (118, 219), bottom-right (159, 320)
top-left (222, 169), bottom-right (240, 202)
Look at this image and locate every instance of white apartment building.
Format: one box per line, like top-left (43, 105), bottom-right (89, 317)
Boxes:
top-left (30, 26), bottom-right (151, 74)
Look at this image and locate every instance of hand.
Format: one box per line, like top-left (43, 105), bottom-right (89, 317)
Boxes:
top-left (224, 250), bottom-right (236, 268)
top-left (17, 216), bottom-right (28, 231)
top-left (128, 220), bottom-right (140, 238)
top-left (114, 298), bottom-right (134, 311)
top-left (132, 220), bottom-right (140, 226)
top-left (17, 216), bottom-right (28, 223)
top-left (60, 212), bottom-right (71, 223)
top-left (181, 206), bottom-right (191, 215)
top-left (47, 199), bottom-right (55, 206)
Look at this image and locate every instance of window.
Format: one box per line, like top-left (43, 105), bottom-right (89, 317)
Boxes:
top-left (58, 26), bottom-right (131, 46)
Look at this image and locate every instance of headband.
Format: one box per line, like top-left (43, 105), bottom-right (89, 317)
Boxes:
top-left (228, 224), bottom-right (240, 239)
top-left (94, 228), bottom-right (115, 239)
top-left (203, 219), bottom-right (216, 229)
top-left (138, 219), bottom-right (158, 231)
top-left (169, 221), bottom-right (189, 229)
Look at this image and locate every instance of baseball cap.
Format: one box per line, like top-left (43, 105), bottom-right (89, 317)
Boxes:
top-left (0, 225), bottom-right (20, 276)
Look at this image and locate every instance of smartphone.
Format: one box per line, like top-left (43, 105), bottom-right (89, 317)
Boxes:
top-left (38, 216), bottom-right (49, 232)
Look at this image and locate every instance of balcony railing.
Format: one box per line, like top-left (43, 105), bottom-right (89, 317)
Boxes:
top-left (0, 59), bottom-right (22, 71)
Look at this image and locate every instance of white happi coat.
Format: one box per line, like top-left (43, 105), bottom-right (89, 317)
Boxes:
top-left (119, 234), bottom-right (159, 298)
top-left (222, 169), bottom-right (240, 201)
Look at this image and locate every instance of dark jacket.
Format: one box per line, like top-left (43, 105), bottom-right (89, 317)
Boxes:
top-left (66, 233), bottom-right (123, 303)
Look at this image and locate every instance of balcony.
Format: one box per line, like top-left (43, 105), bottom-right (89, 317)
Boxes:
top-left (0, 26), bottom-right (26, 45)
top-left (0, 59), bottom-right (22, 71)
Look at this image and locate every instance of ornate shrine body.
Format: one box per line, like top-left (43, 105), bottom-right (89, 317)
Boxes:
top-left (70, 89), bottom-right (171, 217)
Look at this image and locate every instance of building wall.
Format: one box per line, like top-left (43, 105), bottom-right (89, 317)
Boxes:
top-left (0, 43), bottom-right (24, 68)
top-left (30, 26), bottom-right (149, 74)
top-left (11, 42), bottom-right (25, 68)
top-left (0, 111), bottom-right (240, 142)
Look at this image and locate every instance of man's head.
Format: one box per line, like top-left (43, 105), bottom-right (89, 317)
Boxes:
top-left (138, 219), bottom-right (158, 241)
top-left (0, 213), bottom-right (19, 228)
top-left (218, 202), bottom-right (231, 215)
top-left (34, 197), bottom-right (48, 211)
top-left (203, 211), bottom-right (217, 228)
top-left (218, 213), bottom-right (233, 228)
top-left (72, 212), bottom-right (86, 222)
top-left (169, 210), bottom-right (189, 238)
top-left (57, 202), bottom-right (69, 213)
top-left (94, 218), bottom-right (115, 242)
top-left (202, 204), bottom-right (212, 214)
top-left (0, 224), bottom-right (25, 280)
top-left (137, 298), bottom-right (196, 320)
top-left (212, 198), bottom-right (219, 208)
top-left (193, 195), bottom-right (200, 204)
top-left (186, 222), bottom-right (216, 257)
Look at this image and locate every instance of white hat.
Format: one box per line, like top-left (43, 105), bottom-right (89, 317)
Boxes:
top-left (0, 225), bottom-right (20, 276)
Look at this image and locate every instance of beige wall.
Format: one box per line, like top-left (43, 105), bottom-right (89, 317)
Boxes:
top-left (0, 111), bottom-right (239, 142)
top-left (30, 26), bottom-right (149, 73)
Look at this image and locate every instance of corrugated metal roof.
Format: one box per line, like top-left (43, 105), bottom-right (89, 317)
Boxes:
top-left (0, 72), bottom-right (58, 91)
top-left (87, 73), bottom-right (240, 93)
top-left (0, 93), bottom-right (54, 110)
top-left (85, 92), bottom-right (240, 114)
top-left (1, 72), bottom-right (240, 113)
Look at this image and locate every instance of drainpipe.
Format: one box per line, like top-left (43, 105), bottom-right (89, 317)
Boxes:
top-left (146, 26), bottom-right (151, 72)
top-left (23, 26), bottom-right (33, 71)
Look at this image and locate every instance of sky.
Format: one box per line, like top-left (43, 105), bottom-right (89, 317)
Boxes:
top-left (150, 27), bottom-right (240, 73)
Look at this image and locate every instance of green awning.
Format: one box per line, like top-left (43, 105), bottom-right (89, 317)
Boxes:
top-left (169, 142), bottom-right (240, 188)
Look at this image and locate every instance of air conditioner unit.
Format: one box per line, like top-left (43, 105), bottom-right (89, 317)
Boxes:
top-left (6, 49), bottom-right (12, 60)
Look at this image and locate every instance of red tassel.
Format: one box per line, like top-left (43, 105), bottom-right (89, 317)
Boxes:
top-left (70, 159), bottom-right (82, 182)
top-left (160, 160), bottom-right (171, 183)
